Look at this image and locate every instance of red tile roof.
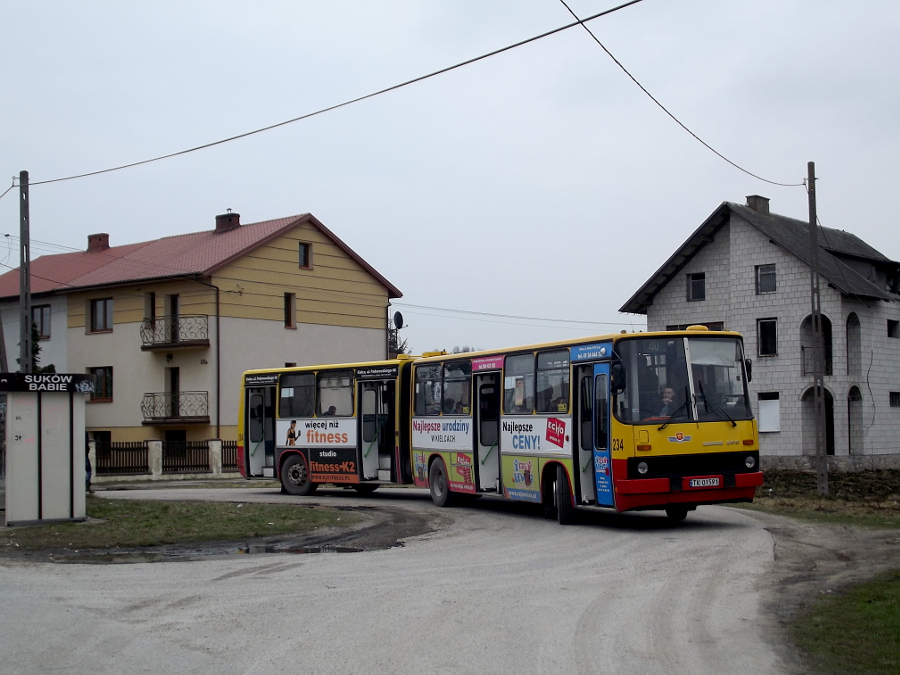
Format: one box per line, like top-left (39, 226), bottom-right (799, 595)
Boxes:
top-left (0, 214), bottom-right (401, 299)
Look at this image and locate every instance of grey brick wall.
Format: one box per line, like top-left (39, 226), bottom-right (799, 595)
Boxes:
top-left (644, 210), bottom-right (900, 458)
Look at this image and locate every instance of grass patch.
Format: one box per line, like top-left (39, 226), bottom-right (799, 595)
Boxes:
top-left (0, 497), bottom-right (358, 551)
top-left (791, 569), bottom-right (900, 674)
top-left (737, 470), bottom-right (900, 673)
top-left (740, 469), bottom-right (900, 528)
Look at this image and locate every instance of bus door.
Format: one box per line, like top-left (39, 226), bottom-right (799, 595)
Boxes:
top-left (593, 363), bottom-right (614, 507)
top-left (358, 380), bottom-right (394, 480)
top-left (475, 373), bottom-right (500, 491)
top-left (574, 366), bottom-right (595, 503)
top-left (246, 386), bottom-right (275, 477)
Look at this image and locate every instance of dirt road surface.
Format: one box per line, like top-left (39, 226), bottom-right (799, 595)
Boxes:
top-left (1, 486), bottom-right (898, 674)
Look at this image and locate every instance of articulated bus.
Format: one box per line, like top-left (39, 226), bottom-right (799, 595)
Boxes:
top-left (237, 327), bottom-right (763, 522)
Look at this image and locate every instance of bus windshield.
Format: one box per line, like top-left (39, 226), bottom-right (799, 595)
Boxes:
top-left (614, 335), bottom-right (752, 424)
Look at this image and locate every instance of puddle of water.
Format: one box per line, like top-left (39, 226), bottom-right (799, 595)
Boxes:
top-left (238, 545), bottom-right (362, 554)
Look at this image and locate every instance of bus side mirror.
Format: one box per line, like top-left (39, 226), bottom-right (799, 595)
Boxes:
top-left (610, 363), bottom-right (626, 393)
top-left (745, 358), bottom-right (753, 383)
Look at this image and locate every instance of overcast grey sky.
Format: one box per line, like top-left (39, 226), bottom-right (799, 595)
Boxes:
top-left (2, 1), bottom-right (898, 354)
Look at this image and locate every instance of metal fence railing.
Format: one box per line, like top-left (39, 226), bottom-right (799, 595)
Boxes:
top-left (95, 442), bottom-right (151, 475)
top-left (222, 440), bottom-right (238, 471)
top-left (162, 440), bottom-right (211, 473)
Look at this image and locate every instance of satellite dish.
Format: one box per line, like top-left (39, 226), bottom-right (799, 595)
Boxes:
top-left (393, 311), bottom-right (404, 329)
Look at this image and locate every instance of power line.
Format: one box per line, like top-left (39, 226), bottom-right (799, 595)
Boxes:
top-left (557, 0), bottom-right (804, 188)
top-left (6, 1), bottom-right (645, 189)
top-left (393, 301), bottom-right (642, 328)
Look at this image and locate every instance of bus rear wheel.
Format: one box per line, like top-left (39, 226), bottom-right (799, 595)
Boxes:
top-left (429, 458), bottom-right (454, 507)
top-left (665, 505), bottom-right (688, 522)
top-left (281, 455), bottom-right (318, 496)
top-left (351, 484), bottom-right (379, 494)
top-left (555, 464), bottom-right (575, 525)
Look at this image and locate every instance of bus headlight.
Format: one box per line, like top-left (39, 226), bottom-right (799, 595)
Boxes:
top-left (637, 461), bottom-right (649, 475)
top-left (745, 455), bottom-right (756, 469)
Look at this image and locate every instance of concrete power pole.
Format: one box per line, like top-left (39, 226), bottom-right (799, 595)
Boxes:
top-left (19, 170), bottom-right (32, 374)
top-left (807, 161), bottom-right (828, 496)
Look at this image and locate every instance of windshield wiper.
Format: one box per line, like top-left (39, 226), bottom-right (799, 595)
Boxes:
top-left (658, 386), bottom-right (691, 430)
top-left (696, 381), bottom-right (737, 427)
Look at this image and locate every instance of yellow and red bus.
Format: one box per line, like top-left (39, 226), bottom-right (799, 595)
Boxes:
top-left (238, 327), bottom-right (762, 521)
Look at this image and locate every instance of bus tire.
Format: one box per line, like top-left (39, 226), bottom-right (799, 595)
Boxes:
top-left (665, 505), bottom-right (688, 522)
top-left (429, 458), bottom-right (454, 507)
top-left (281, 455), bottom-right (318, 496)
top-left (555, 464), bottom-right (575, 525)
top-left (351, 484), bottom-right (379, 494)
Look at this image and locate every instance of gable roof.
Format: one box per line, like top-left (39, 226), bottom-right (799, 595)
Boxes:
top-left (620, 200), bottom-right (899, 315)
top-left (0, 213), bottom-right (402, 300)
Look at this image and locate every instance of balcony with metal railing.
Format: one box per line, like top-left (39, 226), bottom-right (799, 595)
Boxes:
top-left (141, 391), bottom-right (210, 425)
top-left (801, 345), bottom-right (833, 376)
top-left (140, 315), bottom-right (210, 350)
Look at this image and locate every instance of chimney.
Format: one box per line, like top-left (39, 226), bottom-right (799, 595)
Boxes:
top-left (215, 210), bottom-right (240, 233)
top-left (87, 233), bottom-right (110, 251)
top-left (745, 195), bottom-right (770, 215)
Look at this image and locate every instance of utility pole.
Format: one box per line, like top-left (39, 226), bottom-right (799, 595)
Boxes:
top-left (19, 170), bottom-right (32, 374)
top-left (807, 161), bottom-right (828, 495)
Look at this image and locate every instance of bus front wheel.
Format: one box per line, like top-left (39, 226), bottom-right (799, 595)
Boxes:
top-left (281, 455), bottom-right (318, 496)
top-left (665, 505), bottom-right (688, 522)
top-left (429, 458), bottom-right (454, 507)
top-left (555, 464), bottom-right (575, 525)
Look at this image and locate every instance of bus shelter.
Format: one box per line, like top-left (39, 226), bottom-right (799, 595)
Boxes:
top-left (2, 373), bottom-right (94, 526)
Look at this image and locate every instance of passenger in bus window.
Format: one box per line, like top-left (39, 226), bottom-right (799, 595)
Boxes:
top-left (322, 405), bottom-right (337, 416)
top-left (553, 396), bottom-right (568, 412)
top-left (443, 398), bottom-right (456, 414)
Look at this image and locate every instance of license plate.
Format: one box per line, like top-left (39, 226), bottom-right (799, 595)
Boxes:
top-left (688, 477), bottom-right (721, 488)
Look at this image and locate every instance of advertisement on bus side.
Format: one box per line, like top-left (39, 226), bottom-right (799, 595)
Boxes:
top-left (501, 455), bottom-right (541, 502)
top-left (411, 416), bottom-right (473, 451)
top-left (499, 416), bottom-right (571, 455)
top-left (277, 417), bottom-right (357, 448)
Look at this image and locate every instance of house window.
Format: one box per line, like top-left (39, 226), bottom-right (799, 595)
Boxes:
top-left (757, 392), bottom-right (781, 432)
top-left (32, 305), bottom-right (51, 339)
top-left (758, 318), bottom-right (777, 356)
top-left (298, 242), bottom-right (312, 269)
top-left (889, 320), bottom-right (899, 338)
top-left (890, 392), bottom-right (900, 407)
top-left (89, 298), bottom-right (113, 332)
top-left (284, 293), bottom-right (296, 328)
top-left (756, 264), bottom-right (776, 294)
top-left (89, 366), bottom-right (113, 401)
top-left (687, 273), bottom-right (705, 301)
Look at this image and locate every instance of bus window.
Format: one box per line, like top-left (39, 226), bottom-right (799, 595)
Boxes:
top-left (249, 393), bottom-right (264, 443)
top-left (504, 354), bottom-right (534, 414)
top-left (536, 349), bottom-right (569, 413)
top-left (317, 369), bottom-right (354, 416)
top-left (279, 372), bottom-right (315, 417)
top-left (615, 337), bottom-right (690, 423)
top-left (687, 337), bottom-right (753, 420)
top-left (579, 375), bottom-right (592, 452)
top-left (361, 387), bottom-right (377, 442)
top-left (443, 361), bottom-right (472, 415)
top-left (415, 365), bottom-right (442, 416)
top-left (594, 374), bottom-right (608, 449)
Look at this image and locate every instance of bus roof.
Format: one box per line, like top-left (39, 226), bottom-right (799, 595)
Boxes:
top-left (411, 328), bottom-right (744, 365)
top-left (241, 354), bottom-right (421, 377)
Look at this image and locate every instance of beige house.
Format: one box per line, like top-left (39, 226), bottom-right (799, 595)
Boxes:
top-left (0, 212), bottom-right (401, 446)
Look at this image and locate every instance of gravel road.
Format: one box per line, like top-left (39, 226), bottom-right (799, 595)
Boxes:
top-left (2, 486), bottom-right (897, 674)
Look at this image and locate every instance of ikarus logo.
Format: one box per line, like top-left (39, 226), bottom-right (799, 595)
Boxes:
top-left (668, 432), bottom-right (692, 443)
